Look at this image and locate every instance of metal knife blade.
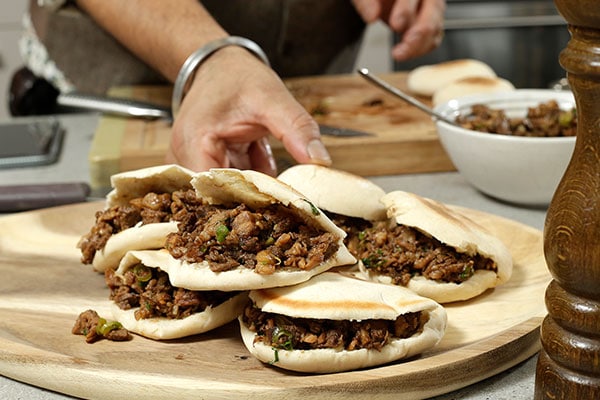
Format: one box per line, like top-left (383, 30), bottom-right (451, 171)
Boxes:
top-left (57, 92), bottom-right (373, 137)
top-left (57, 92), bottom-right (172, 120)
top-left (319, 124), bottom-right (374, 137)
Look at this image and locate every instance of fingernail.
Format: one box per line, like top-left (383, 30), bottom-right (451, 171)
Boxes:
top-left (307, 139), bottom-right (332, 165)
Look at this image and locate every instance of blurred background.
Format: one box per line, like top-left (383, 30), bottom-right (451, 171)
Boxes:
top-left (0, 0), bottom-right (568, 120)
top-left (0, 0), bottom-right (27, 120)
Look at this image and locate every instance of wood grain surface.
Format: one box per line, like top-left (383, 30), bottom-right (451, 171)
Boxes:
top-left (0, 202), bottom-right (549, 399)
top-left (87, 73), bottom-right (455, 191)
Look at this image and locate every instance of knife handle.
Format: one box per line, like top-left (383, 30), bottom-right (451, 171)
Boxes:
top-left (0, 182), bottom-right (91, 212)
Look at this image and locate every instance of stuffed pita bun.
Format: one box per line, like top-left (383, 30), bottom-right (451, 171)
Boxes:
top-left (407, 59), bottom-right (497, 97)
top-left (278, 165), bottom-right (387, 271)
top-left (358, 191), bottom-right (513, 303)
top-left (239, 272), bottom-right (446, 373)
top-left (157, 168), bottom-right (356, 290)
top-left (107, 250), bottom-right (248, 340)
top-left (78, 164), bottom-right (196, 272)
top-left (432, 76), bottom-right (515, 107)
top-left (278, 166), bottom-right (512, 302)
top-left (277, 164), bottom-right (387, 222)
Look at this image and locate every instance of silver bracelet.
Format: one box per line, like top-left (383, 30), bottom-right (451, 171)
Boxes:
top-left (171, 36), bottom-right (270, 117)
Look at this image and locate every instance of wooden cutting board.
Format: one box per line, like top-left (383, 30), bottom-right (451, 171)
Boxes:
top-left (88, 73), bottom-right (454, 191)
top-left (0, 202), bottom-right (549, 399)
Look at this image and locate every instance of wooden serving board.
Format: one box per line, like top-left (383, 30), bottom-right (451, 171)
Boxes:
top-left (0, 202), bottom-right (549, 399)
top-left (88, 73), bottom-right (454, 191)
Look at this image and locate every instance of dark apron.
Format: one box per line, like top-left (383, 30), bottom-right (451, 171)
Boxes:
top-left (29, 0), bottom-right (365, 94)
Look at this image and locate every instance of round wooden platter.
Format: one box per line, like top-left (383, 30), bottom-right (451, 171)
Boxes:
top-left (0, 201), bottom-right (550, 400)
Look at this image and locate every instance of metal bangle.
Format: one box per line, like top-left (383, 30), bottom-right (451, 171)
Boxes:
top-left (171, 36), bottom-right (270, 117)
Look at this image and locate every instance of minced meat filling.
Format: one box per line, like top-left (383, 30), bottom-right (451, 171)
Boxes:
top-left (72, 309), bottom-right (131, 343)
top-left (78, 189), bottom-right (338, 275)
top-left (105, 264), bottom-right (238, 320)
top-left (329, 213), bottom-right (496, 285)
top-left (242, 303), bottom-right (427, 351)
top-left (164, 202), bottom-right (339, 274)
top-left (78, 189), bottom-right (202, 264)
top-left (455, 100), bottom-right (577, 137)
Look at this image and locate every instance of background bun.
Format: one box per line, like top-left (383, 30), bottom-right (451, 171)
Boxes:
top-left (277, 165), bottom-right (387, 221)
top-left (407, 59), bottom-right (497, 97)
top-left (432, 76), bottom-right (516, 106)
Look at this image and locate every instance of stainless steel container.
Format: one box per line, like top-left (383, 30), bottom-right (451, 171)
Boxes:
top-left (394, 0), bottom-right (569, 88)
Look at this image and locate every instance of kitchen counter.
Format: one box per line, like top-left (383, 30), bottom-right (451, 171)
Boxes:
top-left (0, 113), bottom-right (547, 399)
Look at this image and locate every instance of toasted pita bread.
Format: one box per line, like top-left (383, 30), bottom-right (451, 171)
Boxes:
top-left (239, 272), bottom-right (446, 373)
top-left (149, 168), bottom-right (356, 290)
top-left (106, 164), bottom-right (195, 207)
top-left (359, 191), bottom-right (513, 303)
top-left (111, 250), bottom-right (248, 340)
top-left (87, 164), bottom-right (195, 272)
top-left (432, 76), bottom-right (515, 107)
top-left (277, 165), bottom-right (387, 221)
top-left (407, 59), bottom-right (497, 97)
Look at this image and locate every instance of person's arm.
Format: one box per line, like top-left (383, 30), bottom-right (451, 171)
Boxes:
top-left (76, 0), bottom-right (226, 81)
top-left (352, 0), bottom-right (446, 61)
top-left (74, 0), bottom-right (331, 175)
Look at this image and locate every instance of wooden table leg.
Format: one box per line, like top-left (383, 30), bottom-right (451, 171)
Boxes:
top-left (535, 1), bottom-right (600, 398)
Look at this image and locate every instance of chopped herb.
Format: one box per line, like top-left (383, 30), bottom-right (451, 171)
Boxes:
top-left (271, 326), bottom-right (294, 350)
top-left (215, 223), bottom-right (230, 243)
top-left (133, 264), bottom-right (152, 283)
top-left (459, 265), bottom-right (474, 281)
top-left (95, 318), bottom-right (123, 336)
top-left (358, 231), bottom-right (366, 241)
top-left (301, 199), bottom-right (320, 216)
top-left (269, 348), bottom-right (280, 364)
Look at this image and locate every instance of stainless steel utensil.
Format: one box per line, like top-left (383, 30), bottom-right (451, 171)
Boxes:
top-left (319, 124), bottom-right (373, 137)
top-left (57, 92), bottom-right (172, 120)
top-left (357, 68), bottom-right (459, 126)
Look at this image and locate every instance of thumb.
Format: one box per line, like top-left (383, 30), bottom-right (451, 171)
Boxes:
top-left (263, 102), bottom-right (332, 167)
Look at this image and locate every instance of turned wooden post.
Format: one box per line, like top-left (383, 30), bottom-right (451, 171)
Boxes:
top-left (535, 1), bottom-right (600, 398)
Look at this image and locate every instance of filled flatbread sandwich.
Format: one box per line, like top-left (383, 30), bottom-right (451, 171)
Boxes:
top-left (358, 190), bottom-right (513, 303)
top-left (155, 168), bottom-right (356, 290)
top-left (239, 271), bottom-right (447, 373)
top-left (105, 249), bottom-right (248, 340)
top-left (278, 165), bottom-right (513, 303)
top-left (81, 166), bottom-right (356, 290)
top-left (78, 164), bottom-right (196, 272)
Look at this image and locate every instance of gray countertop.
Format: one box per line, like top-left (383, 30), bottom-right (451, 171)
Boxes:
top-left (0, 113), bottom-right (548, 399)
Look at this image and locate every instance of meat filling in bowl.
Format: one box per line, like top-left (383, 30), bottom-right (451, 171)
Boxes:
top-left (330, 214), bottom-right (496, 285)
top-left (455, 100), bottom-right (577, 137)
top-left (242, 303), bottom-right (427, 351)
top-left (105, 264), bottom-right (240, 320)
top-left (79, 189), bottom-right (339, 274)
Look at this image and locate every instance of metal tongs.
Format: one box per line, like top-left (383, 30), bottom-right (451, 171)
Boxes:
top-left (357, 68), bottom-right (459, 126)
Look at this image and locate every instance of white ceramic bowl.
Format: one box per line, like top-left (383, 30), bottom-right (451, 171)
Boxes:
top-left (434, 89), bottom-right (576, 206)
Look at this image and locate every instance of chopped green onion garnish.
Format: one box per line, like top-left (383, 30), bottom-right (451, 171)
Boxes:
top-left (133, 264), bottom-right (152, 283)
top-left (301, 199), bottom-right (320, 216)
top-left (271, 327), bottom-right (294, 350)
top-left (96, 318), bottom-right (123, 336)
top-left (215, 224), bottom-right (230, 243)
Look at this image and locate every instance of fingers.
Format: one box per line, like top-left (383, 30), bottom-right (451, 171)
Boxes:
top-left (391, 0), bottom-right (445, 61)
top-left (261, 103), bottom-right (332, 168)
top-left (352, 0), bottom-right (384, 23)
top-left (166, 47), bottom-right (331, 175)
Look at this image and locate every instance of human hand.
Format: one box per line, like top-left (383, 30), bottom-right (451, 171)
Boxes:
top-left (352, 0), bottom-right (446, 61)
top-left (165, 47), bottom-right (331, 176)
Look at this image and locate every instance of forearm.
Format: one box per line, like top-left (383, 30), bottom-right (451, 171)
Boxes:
top-left (75, 0), bottom-right (228, 81)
